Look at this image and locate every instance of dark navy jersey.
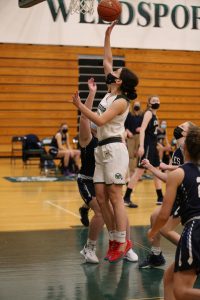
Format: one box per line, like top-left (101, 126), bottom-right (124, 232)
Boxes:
top-left (51, 132), bottom-right (67, 149)
top-left (172, 147), bottom-right (184, 166)
top-left (79, 136), bottom-right (98, 178)
top-left (144, 110), bottom-right (158, 145)
top-left (170, 147), bottom-right (184, 217)
top-left (125, 112), bottom-right (143, 135)
top-left (176, 163), bottom-right (200, 225)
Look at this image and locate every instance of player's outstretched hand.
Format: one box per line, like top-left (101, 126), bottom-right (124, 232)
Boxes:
top-left (88, 78), bottom-right (97, 94)
top-left (72, 91), bottom-right (81, 109)
top-left (105, 20), bottom-right (118, 36)
top-left (141, 159), bottom-right (151, 169)
top-left (147, 228), bottom-right (155, 244)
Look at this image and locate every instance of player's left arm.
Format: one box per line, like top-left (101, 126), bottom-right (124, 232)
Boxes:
top-left (148, 168), bottom-right (184, 241)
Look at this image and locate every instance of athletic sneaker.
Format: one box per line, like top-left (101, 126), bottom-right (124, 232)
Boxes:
top-left (139, 252), bottom-right (166, 268)
top-left (156, 197), bottom-right (163, 205)
top-left (124, 248), bottom-right (138, 262)
top-left (79, 206), bottom-right (89, 227)
top-left (104, 240), bottom-right (116, 260)
top-left (80, 244), bottom-right (99, 264)
top-left (124, 198), bottom-right (138, 208)
top-left (109, 240), bottom-right (131, 263)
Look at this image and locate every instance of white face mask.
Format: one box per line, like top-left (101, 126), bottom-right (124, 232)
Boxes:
top-left (91, 122), bottom-right (97, 131)
top-left (161, 124), bottom-right (167, 129)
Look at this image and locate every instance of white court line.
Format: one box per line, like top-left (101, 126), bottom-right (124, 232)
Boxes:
top-left (45, 200), bottom-right (80, 219)
top-left (129, 298), bottom-right (163, 300)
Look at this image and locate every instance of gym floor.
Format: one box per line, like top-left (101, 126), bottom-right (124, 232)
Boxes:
top-left (0, 159), bottom-right (199, 300)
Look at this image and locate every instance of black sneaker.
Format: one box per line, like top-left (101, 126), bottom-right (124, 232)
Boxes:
top-left (156, 197), bottom-right (163, 205)
top-left (139, 252), bottom-right (166, 268)
top-left (79, 206), bottom-right (89, 227)
top-left (124, 198), bottom-right (138, 208)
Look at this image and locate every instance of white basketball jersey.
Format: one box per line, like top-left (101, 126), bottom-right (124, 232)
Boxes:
top-left (96, 93), bottom-right (129, 141)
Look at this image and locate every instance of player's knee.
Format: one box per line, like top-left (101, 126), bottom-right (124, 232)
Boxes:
top-left (96, 193), bottom-right (106, 206)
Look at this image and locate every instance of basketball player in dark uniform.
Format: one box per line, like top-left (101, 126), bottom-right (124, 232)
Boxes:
top-left (138, 121), bottom-right (193, 268)
top-left (148, 125), bottom-right (200, 300)
top-left (124, 95), bottom-right (163, 207)
top-left (78, 78), bottom-right (104, 263)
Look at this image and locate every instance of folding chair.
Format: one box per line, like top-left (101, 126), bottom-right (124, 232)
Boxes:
top-left (11, 136), bottom-right (24, 164)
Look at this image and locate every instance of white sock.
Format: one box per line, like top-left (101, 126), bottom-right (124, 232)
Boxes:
top-left (87, 239), bottom-right (96, 248)
top-left (108, 230), bottom-right (116, 241)
top-left (115, 231), bottom-right (126, 243)
top-left (151, 246), bottom-right (161, 255)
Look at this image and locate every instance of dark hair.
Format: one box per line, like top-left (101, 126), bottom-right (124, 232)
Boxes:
top-left (119, 68), bottom-right (138, 100)
top-left (185, 125), bottom-right (200, 164)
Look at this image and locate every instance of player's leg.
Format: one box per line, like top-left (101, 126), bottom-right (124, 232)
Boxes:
top-left (164, 263), bottom-right (176, 300)
top-left (78, 178), bottom-right (104, 263)
top-left (154, 174), bottom-right (164, 205)
top-left (139, 206), bottom-right (166, 268)
top-left (104, 143), bottom-right (132, 262)
top-left (123, 167), bottom-right (144, 207)
top-left (173, 269), bottom-right (198, 300)
top-left (124, 216), bottom-right (138, 262)
top-left (80, 196), bottom-right (105, 264)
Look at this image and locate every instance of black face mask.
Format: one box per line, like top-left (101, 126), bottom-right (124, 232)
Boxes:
top-left (134, 105), bottom-right (140, 111)
top-left (173, 126), bottom-right (184, 140)
top-left (105, 73), bottom-right (119, 85)
top-left (150, 103), bottom-right (160, 109)
top-left (62, 128), bottom-right (68, 134)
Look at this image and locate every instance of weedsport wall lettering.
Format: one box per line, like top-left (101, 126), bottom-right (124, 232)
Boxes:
top-left (0, 0), bottom-right (200, 50)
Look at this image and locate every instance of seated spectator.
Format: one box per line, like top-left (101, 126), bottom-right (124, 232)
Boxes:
top-left (49, 123), bottom-right (80, 175)
top-left (157, 120), bottom-right (172, 164)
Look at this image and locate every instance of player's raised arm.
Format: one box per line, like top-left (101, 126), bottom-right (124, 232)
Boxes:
top-left (103, 21), bottom-right (117, 76)
top-left (79, 78), bottom-right (97, 147)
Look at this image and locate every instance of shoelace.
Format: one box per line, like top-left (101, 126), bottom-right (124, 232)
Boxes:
top-left (86, 244), bottom-right (96, 255)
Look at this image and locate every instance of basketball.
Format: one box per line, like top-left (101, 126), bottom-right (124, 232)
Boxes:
top-left (97, 0), bottom-right (122, 22)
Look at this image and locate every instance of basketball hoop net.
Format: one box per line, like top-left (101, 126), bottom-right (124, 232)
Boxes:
top-left (69, 0), bottom-right (95, 15)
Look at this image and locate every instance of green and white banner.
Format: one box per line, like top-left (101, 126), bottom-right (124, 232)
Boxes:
top-left (0, 0), bottom-right (199, 50)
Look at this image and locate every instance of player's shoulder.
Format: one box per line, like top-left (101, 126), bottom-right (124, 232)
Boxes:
top-left (168, 166), bottom-right (184, 184)
top-left (144, 110), bottom-right (153, 119)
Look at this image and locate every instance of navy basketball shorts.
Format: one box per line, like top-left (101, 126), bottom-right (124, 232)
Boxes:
top-left (77, 175), bottom-right (96, 206)
top-left (174, 219), bottom-right (200, 275)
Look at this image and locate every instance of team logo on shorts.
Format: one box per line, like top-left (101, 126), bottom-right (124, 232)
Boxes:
top-left (115, 173), bottom-right (123, 180)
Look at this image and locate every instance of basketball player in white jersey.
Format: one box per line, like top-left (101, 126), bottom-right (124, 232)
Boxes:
top-left (72, 21), bottom-right (139, 262)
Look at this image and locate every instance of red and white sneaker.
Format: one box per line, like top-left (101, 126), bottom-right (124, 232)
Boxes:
top-left (104, 240), bottom-right (116, 260)
top-left (108, 240), bottom-right (131, 263)
top-left (124, 240), bottom-right (138, 262)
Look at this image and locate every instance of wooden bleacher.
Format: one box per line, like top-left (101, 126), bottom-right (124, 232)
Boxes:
top-left (0, 44), bottom-right (199, 156)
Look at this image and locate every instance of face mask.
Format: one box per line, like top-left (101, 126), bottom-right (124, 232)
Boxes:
top-left (91, 122), bottom-right (97, 131)
top-left (161, 124), bottom-right (167, 129)
top-left (134, 105), bottom-right (140, 111)
top-left (150, 103), bottom-right (160, 109)
top-left (173, 126), bottom-right (184, 140)
top-left (62, 128), bottom-right (68, 134)
top-left (105, 73), bottom-right (119, 85)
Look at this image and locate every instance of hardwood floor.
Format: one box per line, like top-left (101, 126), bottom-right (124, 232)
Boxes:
top-left (0, 158), bottom-right (164, 232)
